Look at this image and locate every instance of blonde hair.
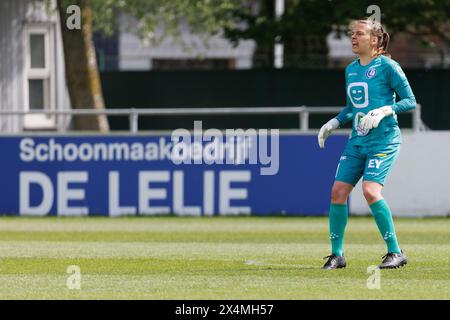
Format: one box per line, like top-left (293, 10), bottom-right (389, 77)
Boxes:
top-left (350, 19), bottom-right (391, 57)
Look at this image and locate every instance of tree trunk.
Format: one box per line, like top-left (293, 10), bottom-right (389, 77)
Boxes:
top-left (57, 0), bottom-right (109, 131)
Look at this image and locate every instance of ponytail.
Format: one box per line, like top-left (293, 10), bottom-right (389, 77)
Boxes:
top-left (378, 31), bottom-right (391, 57)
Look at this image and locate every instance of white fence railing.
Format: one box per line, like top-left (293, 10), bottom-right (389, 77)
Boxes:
top-left (0, 104), bottom-right (425, 133)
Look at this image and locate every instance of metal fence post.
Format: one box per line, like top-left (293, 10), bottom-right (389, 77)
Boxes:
top-left (412, 103), bottom-right (422, 132)
top-left (129, 109), bottom-right (138, 133)
top-left (300, 110), bottom-right (309, 132)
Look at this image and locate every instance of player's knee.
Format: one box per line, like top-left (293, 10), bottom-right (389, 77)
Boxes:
top-left (362, 185), bottom-right (381, 203)
top-left (331, 185), bottom-right (350, 203)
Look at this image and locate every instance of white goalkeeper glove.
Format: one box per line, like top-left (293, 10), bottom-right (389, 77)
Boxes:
top-left (318, 118), bottom-right (340, 148)
top-left (359, 106), bottom-right (394, 131)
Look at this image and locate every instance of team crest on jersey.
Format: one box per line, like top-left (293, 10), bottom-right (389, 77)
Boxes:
top-left (365, 67), bottom-right (377, 79)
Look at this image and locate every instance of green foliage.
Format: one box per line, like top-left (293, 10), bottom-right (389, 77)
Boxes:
top-left (44, 0), bottom-right (449, 67)
top-left (49, 0), bottom-right (244, 44)
top-left (44, 0), bottom-right (450, 44)
top-left (225, 0), bottom-right (450, 47)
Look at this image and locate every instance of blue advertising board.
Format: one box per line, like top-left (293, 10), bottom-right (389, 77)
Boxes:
top-left (0, 133), bottom-right (348, 216)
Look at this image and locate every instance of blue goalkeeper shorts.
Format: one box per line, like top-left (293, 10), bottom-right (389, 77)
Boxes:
top-left (334, 143), bottom-right (400, 186)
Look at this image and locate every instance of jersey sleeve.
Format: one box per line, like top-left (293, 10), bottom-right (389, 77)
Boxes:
top-left (389, 63), bottom-right (416, 114)
top-left (335, 69), bottom-right (353, 126)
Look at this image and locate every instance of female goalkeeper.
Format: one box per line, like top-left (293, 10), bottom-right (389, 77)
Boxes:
top-left (319, 19), bottom-right (416, 269)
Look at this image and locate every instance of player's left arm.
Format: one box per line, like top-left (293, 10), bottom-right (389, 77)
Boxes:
top-left (389, 63), bottom-right (416, 114)
top-left (360, 63), bottom-right (416, 130)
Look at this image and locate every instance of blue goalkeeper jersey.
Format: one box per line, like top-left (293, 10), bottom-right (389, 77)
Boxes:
top-left (335, 55), bottom-right (416, 146)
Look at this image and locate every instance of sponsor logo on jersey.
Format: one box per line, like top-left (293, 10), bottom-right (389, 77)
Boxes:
top-left (348, 82), bottom-right (369, 108)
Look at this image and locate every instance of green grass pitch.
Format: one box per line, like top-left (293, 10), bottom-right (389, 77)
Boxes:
top-left (0, 216), bottom-right (448, 299)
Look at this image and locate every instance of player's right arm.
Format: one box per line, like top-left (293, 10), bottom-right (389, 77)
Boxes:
top-left (318, 70), bottom-right (353, 148)
top-left (335, 95), bottom-right (354, 126)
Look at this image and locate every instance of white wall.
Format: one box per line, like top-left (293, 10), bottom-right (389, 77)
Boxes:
top-left (350, 131), bottom-right (450, 217)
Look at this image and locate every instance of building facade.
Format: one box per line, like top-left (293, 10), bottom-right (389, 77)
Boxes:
top-left (0, 0), bottom-right (70, 133)
top-left (116, 14), bottom-right (256, 71)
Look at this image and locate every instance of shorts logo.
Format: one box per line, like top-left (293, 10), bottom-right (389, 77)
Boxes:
top-left (366, 67), bottom-right (377, 79)
top-left (368, 159), bottom-right (383, 169)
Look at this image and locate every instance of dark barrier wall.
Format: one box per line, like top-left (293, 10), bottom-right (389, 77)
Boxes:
top-left (101, 69), bottom-right (450, 130)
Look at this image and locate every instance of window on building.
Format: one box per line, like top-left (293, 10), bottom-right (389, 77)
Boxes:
top-left (24, 25), bottom-right (55, 129)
